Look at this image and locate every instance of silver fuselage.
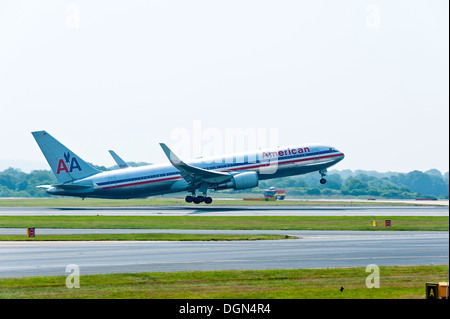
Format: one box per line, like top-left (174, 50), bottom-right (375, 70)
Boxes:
top-left (47, 144), bottom-right (345, 199)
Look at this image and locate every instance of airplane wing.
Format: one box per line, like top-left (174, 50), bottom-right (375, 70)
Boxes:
top-left (159, 143), bottom-right (233, 185)
top-left (108, 150), bottom-right (130, 169)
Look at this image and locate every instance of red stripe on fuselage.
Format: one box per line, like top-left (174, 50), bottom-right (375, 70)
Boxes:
top-left (101, 153), bottom-right (343, 190)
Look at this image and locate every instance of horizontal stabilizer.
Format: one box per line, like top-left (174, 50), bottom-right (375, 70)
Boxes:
top-left (37, 185), bottom-right (52, 189)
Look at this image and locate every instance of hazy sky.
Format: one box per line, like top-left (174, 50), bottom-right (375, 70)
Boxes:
top-left (0, 1), bottom-right (448, 173)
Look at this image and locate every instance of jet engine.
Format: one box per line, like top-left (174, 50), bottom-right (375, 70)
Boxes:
top-left (215, 171), bottom-right (259, 190)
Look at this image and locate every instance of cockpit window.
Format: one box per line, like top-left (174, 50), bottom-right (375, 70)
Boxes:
top-left (329, 147), bottom-right (337, 152)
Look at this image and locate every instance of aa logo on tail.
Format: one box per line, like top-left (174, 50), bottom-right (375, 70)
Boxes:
top-left (57, 152), bottom-right (82, 174)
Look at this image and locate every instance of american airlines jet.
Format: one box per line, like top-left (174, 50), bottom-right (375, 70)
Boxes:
top-left (32, 131), bottom-right (345, 204)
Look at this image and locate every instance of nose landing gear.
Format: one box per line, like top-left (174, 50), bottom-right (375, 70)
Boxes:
top-left (319, 169), bottom-right (327, 184)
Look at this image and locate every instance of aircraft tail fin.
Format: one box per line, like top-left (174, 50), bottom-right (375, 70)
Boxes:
top-left (32, 131), bottom-right (100, 183)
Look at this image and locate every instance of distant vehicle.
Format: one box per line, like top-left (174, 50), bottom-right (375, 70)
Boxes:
top-left (32, 130), bottom-right (344, 204)
top-left (263, 187), bottom-right (286, 200)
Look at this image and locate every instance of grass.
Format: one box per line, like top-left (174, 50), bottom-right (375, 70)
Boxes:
top-left (0, 265), bottom-right (447, 299)
top-left (0, 197), bottom-right (443, 207)
top-left (0, 215), bottom-right (447, 231)
top-left (0, 233), bottom-right (294, 241)
top-left (0, 199), bottom-right (447, 299)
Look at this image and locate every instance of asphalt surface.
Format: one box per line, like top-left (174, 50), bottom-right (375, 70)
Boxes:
top-left (0, 205), bottom-right (448, 216)
top-left (0, 231), bottom-right (447, 278)
top-left (0, 205), bottom-right (448, 278)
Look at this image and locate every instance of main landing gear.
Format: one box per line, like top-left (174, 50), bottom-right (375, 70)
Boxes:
top-left (185, 184), bottom-right (213, 204)
top-left (185, 195), bottom-right (213, 204)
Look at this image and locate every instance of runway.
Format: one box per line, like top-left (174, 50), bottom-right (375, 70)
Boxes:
top-left (0, 205), bottom-right (447, 216)
top-left (0, 231), bottom-right (447, 278)
top-left (0, 205), bottom-right (448, 278)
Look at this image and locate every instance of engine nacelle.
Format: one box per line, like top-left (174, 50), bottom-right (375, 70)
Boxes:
top-left (216, 171), bottom-right (259, 190)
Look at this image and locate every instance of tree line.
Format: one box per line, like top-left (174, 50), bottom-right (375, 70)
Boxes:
top-left (256, 169), bottom-right (449, 199)
top-left (0, 165), bottom-right (448, 199)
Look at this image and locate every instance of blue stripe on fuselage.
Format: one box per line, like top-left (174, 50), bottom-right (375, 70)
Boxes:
top-left (96, 150), bottom-right (340, 188)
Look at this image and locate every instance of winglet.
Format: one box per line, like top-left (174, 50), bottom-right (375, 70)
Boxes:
top-left (159, 143), bottom-right (182, 165)
top-left (108, 150), bottom-right (130, 169)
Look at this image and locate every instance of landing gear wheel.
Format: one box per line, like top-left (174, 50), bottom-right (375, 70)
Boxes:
top-left (185, 195), bottom-right (193, 203)
top-left (320, 178), bottom-right (327, 185)
top-left (204, 197), bottom-right (213, 204)
top-left (193, 197), bottom-right (202, 204)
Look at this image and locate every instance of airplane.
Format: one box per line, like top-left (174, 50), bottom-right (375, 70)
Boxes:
top-left (32, 130), bottom-right (345, 204)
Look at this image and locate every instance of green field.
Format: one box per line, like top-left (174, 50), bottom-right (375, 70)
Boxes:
top-left (0, 215), bottom-right (447, 232)
top-left (0, 265), bottom-right (447, 299)
top-left (0, 233), bottom-right (293, 241)
top-left (0, 198), bottom-right (447, 299)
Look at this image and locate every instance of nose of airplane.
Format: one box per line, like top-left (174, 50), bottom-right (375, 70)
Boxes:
top-left (334, 150), bottom-right (345, 162)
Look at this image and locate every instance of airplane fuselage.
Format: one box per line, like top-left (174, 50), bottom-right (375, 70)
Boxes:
top-left (47, 144), bottom-right (345, 199)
